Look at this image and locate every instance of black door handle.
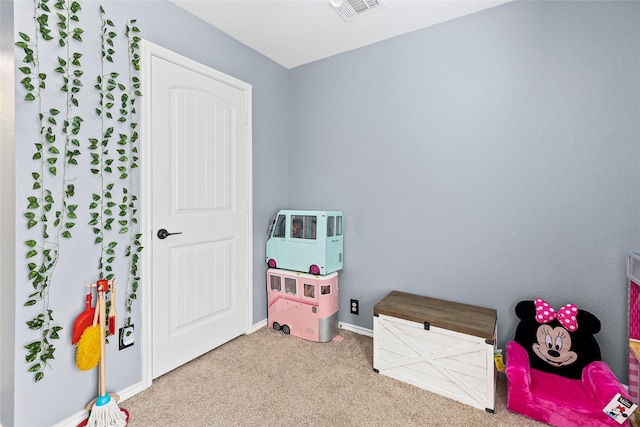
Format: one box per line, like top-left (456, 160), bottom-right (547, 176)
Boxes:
top-left (157, 229), bottom-right (183, 239)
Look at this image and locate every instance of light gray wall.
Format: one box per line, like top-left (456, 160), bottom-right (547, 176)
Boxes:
top-left (6, 0), bottom-right (640, 425)
top-left (289, 0), bottom-right (640, 381)
top-left (0, 1), bottom-right (16, 426)
top-left (9, 1), bottom-right (288, 425)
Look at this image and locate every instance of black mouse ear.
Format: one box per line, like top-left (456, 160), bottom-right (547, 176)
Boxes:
top-left (515, 300), bottom-right (536, 320)
top-left (577, 309), bottom-right (601, 335)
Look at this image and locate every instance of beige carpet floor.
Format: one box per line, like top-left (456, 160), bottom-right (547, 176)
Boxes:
top-left (121, 327), bottom-right (546, 426)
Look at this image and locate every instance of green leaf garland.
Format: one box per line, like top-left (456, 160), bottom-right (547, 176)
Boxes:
top-left (17, 0), bottom-right (142, 382)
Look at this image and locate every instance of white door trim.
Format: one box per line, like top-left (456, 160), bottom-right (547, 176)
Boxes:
top-left (139, 39), bottom-right (253, 390)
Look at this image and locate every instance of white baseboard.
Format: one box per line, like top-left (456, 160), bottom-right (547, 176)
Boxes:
top-left (339, 321), bottom-right (373, 337)
top-left (258, 317), bottom-right (373, 338)
top-left (251, 318), bottom-right (268, 333)
top-left (51, 405), bottom-right (86, 426)
top-left (117, 380), bottom-right (150, 403)
top-left (52, 381), bottom-right (147, 427)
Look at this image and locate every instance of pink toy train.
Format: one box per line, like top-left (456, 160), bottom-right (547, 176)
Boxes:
top-left (267, 268), bottom-right (339, 342)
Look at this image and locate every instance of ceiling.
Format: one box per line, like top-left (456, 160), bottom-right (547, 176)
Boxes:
top-left (170, 0), bottom-right (511, 69)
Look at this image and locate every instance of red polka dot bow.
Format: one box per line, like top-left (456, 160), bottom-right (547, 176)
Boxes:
top-left (534, 298), bottom-right (579, 332)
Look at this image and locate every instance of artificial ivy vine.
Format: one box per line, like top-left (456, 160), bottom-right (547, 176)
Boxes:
top-left (89, 7), bottom-right (142, 327)
top-left (89, 5), bottom-right (119, 282)
top-left (17, 0), bottom-right (83, 383)
top-left (16, 0), bottom-right (142, 383)
top-left (122, 19), bottom-right (143, 327)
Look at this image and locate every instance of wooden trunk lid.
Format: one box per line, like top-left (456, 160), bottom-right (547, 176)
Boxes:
top-left (373, 291), bottom-right (497, 341)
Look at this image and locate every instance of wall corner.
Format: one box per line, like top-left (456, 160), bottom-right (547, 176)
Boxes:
top-left (0, 0), bottom-right (17, 425)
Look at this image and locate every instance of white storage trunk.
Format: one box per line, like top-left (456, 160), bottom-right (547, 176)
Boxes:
top-left (373, 291), bottom-right (497, 413)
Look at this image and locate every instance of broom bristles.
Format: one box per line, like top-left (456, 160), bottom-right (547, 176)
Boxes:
top-left (87, 395), bottom-right (127, 427)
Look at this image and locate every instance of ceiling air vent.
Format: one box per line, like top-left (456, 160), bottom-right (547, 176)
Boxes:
top-left (331, 0), bottom-right (384, 22)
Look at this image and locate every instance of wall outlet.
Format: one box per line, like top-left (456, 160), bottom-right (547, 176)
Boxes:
top-left (350, 299), bottom-right (359, 315)
top-left (119, 325), bottom-right (135, 350)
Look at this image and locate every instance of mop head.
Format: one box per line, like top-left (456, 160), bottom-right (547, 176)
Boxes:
top-left (76, 326), bottom-right (101, 371)
top-left (87, 395), bottom-right (127, 427)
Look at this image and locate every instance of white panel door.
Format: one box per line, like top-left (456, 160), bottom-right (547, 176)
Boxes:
top-left (150, 52), bottom-right (250, 378)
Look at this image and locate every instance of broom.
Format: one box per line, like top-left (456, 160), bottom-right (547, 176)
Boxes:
top-left (86, 280), bottom-right (127, 427)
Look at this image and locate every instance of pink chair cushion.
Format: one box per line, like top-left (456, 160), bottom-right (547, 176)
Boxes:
top-left (506, 340), bottom-right (631, 427)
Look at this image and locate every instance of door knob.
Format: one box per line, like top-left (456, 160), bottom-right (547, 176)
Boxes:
top-left (157, 229), bottom-right (183, 239)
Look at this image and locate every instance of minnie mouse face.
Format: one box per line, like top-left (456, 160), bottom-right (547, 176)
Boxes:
top-left (532, 324), bottom-right (577, 367)
top-left (513, 299), bottom-right (602, 379)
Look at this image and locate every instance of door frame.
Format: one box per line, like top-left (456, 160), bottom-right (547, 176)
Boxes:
top-left (139, 40), bottom-right (253, 389)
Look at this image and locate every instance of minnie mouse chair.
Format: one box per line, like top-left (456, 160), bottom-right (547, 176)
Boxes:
top-left (506, 298), bottom-right (636, 426)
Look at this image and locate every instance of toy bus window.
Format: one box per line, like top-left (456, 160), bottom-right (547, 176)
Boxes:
top-left (327, 216), bottom-right (335, 237)
top-left (291, 215), bottom-right (316, 239)
top-left (285, 277), bottom-right (297, 294)
top-left (270, 276), bottom-right (282, 292)
top-left (303, 284), bottom-right (315, 298)
top-left (273, 215), bottom-right (286, 238)
top-left (336, 216), bottom-right (343, 236)
top-left (321, 284), bottom-right (331, 295)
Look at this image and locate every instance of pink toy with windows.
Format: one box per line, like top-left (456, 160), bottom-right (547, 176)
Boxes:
top-left (267, 268), bottom-right (339, 342)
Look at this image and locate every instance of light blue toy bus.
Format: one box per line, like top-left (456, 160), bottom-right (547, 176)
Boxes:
top-left (266, 210), bottom-right (344, 275)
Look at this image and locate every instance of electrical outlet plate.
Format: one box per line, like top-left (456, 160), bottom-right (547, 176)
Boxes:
top-left (119, 324), bottom-right (135, 350)
top-left (350, 299), bottom-right (359, 315)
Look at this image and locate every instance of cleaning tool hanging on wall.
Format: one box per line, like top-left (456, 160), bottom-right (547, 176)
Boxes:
top-left (85, 279), bottom-right (128, 427)
top-left (72, 291), bottom-right (96, 345)
top-left (108, 280), bottom-right (117, 336)
top-left (76, 285), bottom-right (100, 371)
